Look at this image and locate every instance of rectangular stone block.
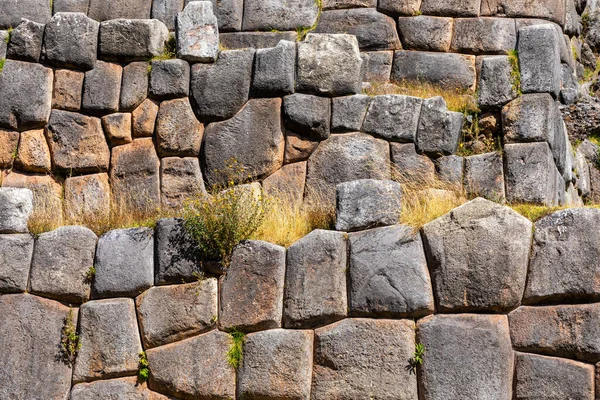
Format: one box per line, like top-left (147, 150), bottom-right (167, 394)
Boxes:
top-left (361, 50), bottom-right (393, 83)
top-left (0, 234), bottom-right (33, 293)
top-left (219, 31), bottom-right (297, 49)
top-left (420, 0), bottom-right (481, 17)
top-left (451, 17), bottom-right (516, 54)
top-left (397, 16), bottom-right (453, 52)
top-left (484, 0), bottom-right (566, 26)
top-left (464, 152), bottom-right (506, 201)
top-left (518, 24), bottom-right (561, 97)
top-left (53, 69), bottom-right (84, 111)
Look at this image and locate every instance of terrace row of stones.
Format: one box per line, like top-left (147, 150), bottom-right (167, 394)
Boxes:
top-left (0, 3), bottom-right (594, 225)
top-left (2, 183), bottom-right (600, 399)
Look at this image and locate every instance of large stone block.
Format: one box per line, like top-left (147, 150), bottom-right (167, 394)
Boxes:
top-left (464, 152), bottom-right (506, 201)
top-left (378, 0), bottom-right (421, 15)
top-left (88, 0), bottom-right (151, 19)
top-left (284, 230), bottom-right (347, 328)
top-left (331, 94), bottom-right (370, 133)
top-left (45, 110), bottom-right (110, 173)
top-left (360, 50), bottom-right (393, 82)
top-left (515, 352), bottom-right (594, 400)
top-left (64, 173), bottom-right (111, 222)
top-left (0, 234), bottom-right (33, 293)
top-left (391, 142), bottom-right (436, 182)
top-left (297, 33), bottom-right (363, 97)
top-left (71, 377), bottom-right (171, 400)
top-left (0, 294), bottom-right (73, 399)
top-left (478, 55), bottom-right (516, 108)
top-left (348, 225), bottom-right (435, 318)
top-left (417, 314), bottom-right (514, 400)
top-left (152, 0), bottom-right (184, 30)
top-left (451, 17), bottom-right (516, 54)
top-left (284, 131), bottom-right (319, 164)
top-left (137, 279), bottom-right (217, 348)
top-left (190, 48), bottom-right (254, 121)
top-left (154, 218), bottom-right (202, 285)
top-left (422, 198), bottom-right (532, 312)
top-left (0, 60), bottom-right (53, 131)
top-left (15, 129), bottom-right (51, 173)
top-left (82, 61), bottom-right (123, 115)
top-left (0, 0), bottom-right (51, 28)
top-left (149, 59), bottom-right (190, 100)
top-left (518, 24), bottom-right (561, 97)
top-left (147, 330), bottom-right (236, 399)
top-left (0, 129), bottom-right (18, 168)
top-left (362, 94), bottom-right (422, 142)
top-left (202, 98), bottom-right (284, 187)
top-left (43, 13), bottom-right (99, 70)
top-left (219, 31), bottom-right (297, 49)
top-left (120, 61), bottom-right (149, 112)
top-left (252, 40), bottom-right (296, 97)
top-left (219, 240), bottom-right (286, 332)
top-left (102, 113), bottom-right (132, 146)
top-left (30, 226), bottom-right (97, 303)
top-left (0, 187), bottom-right (33, 234)
top-left (502, 93), bottom-right (556, 143)
top-left (487, 0), bottom-right (566, 25)
top-left (262, 161), bottom-right (307, 207)
top-left (6, 19), bottom-right (44, 62)
top-left (99, 19), bottom-right (169, 61)
top-left (73, 298), bottom-right (143, 383)
top-left (283, 94), bottom-right (331, 140)
top-left (53, 0), bottom-right (91, 13)
top-left (243, 0), bottom-right (319, 31)
top-left (420, 0), bottom-right (480, 16)
top-left (204, 0), bottom-right (243, 32)
top-left (392, 51), bottom-right (476, 91)
top-left (238, 329), bottom-right (314, 400)
top-left (397, 16), bottom-right (453, 52)
top-left (52, 69), bottom-right (84, 111)
top-left (315, 8), bottom-right (401, 50)
top-left (312, 318), bottom-right (417, 400)
top-left (160, 157), bottom-right (206, 207)
top-left (509, 304), bottom-right (600, 363)
top-left (436, 155), bottom-right (464, 184)
top-left (132, 99), bottom-right (159, 137)
top-left (156, 98), bottom-right (203, 157)
top-left (416, 96), bottom-right (463, 156)
top-left (176, 1), bottom-right (219, 63)
top-left (2, 173), bottom-right (63, 227)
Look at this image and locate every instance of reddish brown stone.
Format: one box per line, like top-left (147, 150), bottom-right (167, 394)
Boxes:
top-left (160, 157), bottom-right (206, 208)
top-left (0, 129), bottom-right (19, 169)
top-left (64, 173), bottom-right (111, 223)
top-left (15, 129), bottom-right (51, 173)
top-left (52, 69), bottom-right (84, 111)
top-left (156, 98), bottom-right (203, 157)
top-left (263, 162), bottom-right (307, 207)
top-left (284, 131), bottom-right (319, 164)
top-left (101, 113), bottom-right (132, 146)
top-left (132, 99), bottom-right (159, 137)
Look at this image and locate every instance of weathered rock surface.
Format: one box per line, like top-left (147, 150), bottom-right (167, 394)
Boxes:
top-left (102, 113), bottom-right (132, 146)
top-left (362, 95), bottom-right (422, 142)
top-left (417, 314), bottom-right (514, 400)
top-left (361, 50), bottom-right (393, 82)
top-left (73, 298), bottom-right (143, 383)
top-left (490, 0), bottom-right (565, 25)
top-left (93, 228), bottom-right (154, 298)
top-left (238, 329), bottom-right (314, 400)
top-left (348, 225), bottom-right (435, 318)
top-left (243, 0), bottom-right (319, 31)
top-left (464, 152), bottom-right (506, 201)
top-left (391, 142), bottom-right (436, 182)
top-left (252, 40), bottom-right (296, 97)
top-left (420, 0), bottom-right (480, 16)
top-left (43, 12), bottom-right (99, 70)
top-left (0, 0), bottom-right (51, 28)
top-left (154, 218), bottom-right (202, 285)
top-left (416, 96), bottom-right (463, 156)
top-left (0, 187), bottom-right (33, 234)
top-left (52, 69), bottom-right (84, 111)
top-left (176, 1), bottom-right (219, 63)
top-left (53, 0), bottom-right (91, 13)
top-left (29, 226), bottom-right (97, 303)
top-left (518, 24), bottom-right (561, 97)
top-left (132, 99), bottom-right (159, 137)
top-left (64, 173), bottom-right (111, 222)
top-left (151, 0), bottom-right (184, 30)
top-left (397, 16), bottom-right (453, 52)
top-left (0, 234), bottom-right (33, 293)
top-left (6, 19), bottom-right (44, 62)
top-left (71, 377), bottom-right (170, 400)
top-left (422, 198), bottom-right (532, 312)
top-left (0, 294), bottom-right (73, 399)
top-left (219, 31), bottom-right (297, 49)
top-left (99, 19), bottom-right (169, 61)
top-left (156, 98), bottom-right (203, 157)
top-left (436, 155), bottom-right (464, 184)
top-left (15, 129), bottom-right (51, 173)
top-left (262, 161), bottom-right (307, 207)
top-left (283, 94), bottom-right (331, 140)
top-left (284, 230), bottom-right (347, 328)
top-left (2, 173), bottom-right (63, 227)
top-left (378, 0), bottom-right (421, 15)
top-left (451, 17), bottom-right (517, 54)
top-left (207, 0), bottom-right (243, 32)
top-left (149, 59), bottom-right (190, 100)
top-left (120, 62), bottom-right (150, 111)
top-left (503, 93), bottom-right (556, 143)
top-left (478, 55), bottom-right (517, 108)
top-left (312, 318), bottom-right (417, 400)
top-left (88, 0), bottom-right (152, 20)
top-left (219, 240), bottom-right (286, 332)
top-left (284, 131), bottom-right (319, 164)
top-left (82, 61), bottom-right (122, 115)
top-left (331, 94), bottom-right (370, 133)
top-left (161, 157), bottom-right (206, 207)
top-left (0, 129), bottom-right (19, 168)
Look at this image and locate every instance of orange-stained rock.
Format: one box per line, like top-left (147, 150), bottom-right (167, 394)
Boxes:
top-left (64, 173), bottom-right (111, 223)
top-left (52, 69), bottom-right (84, 111)
top-left (15, 129), bottom-right (51, 173)
top-left (132, 98), bottom-right (159, 137)
top-left (101, 113), bottom-right (132, 146)
top-left (263, 161), bottom-right (306, 208)
top-left (160, 157), bottom-right (206, 208)
top-left (284, 131), bottom-right (319, 164)
top-left (0, 129), bottom-right (19, 169)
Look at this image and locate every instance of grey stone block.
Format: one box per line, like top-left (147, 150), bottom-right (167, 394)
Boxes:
top-left (73, 298), bottom-right (143, 383)
top-left (154, 218), bottom-right (202, 285)
top-left (284, 230), bottom-right (347, 328)
top-left (391, 142), bottom-right (436, 182)
top-left (331, 94), bottom-right (370, 132)
top-left (219, 31), bottom-right (297, 49)
top-left (161, 157), bottom-right (207, 207)
top-left (392, 50), bottom-right (476, 91)
top-left (219, 240), bottom-right (286, 332)
top-left (420, 0), bottom-right (480, 16)
top-left (312, 318), bottom-right (417, 400)
top-left (99, 19), bottom-right (169, 62)
top-left (0, 60), bottom-right (53, 131)
top-left (488, 0), bottom-right (566, 25)
top-left (29, 226), bottom-right (97, 303)
top-left (0, 188), bottom-right (33, 234)
top-left (0, 234), bottom-right (33, 293)
top-left (120, 62), bottom-right (149, 112)
top-left (575, 150), bottom-right (591, 197)
top-left (335, 179), bottom-right (402, 231)
top-left (71, 377), bottom-right (170, 400)
top-left (502, 93), bottom-right (556, 143)
top-left (0, 294), bottom-right (73, 399)
top-left (243, 0), bottom-right (319, 31)
top-left (0, 31), bottom-right (7, 59)
top-left (297, 33), bottom-right (363, 97)
top-left (190, 48), bottom-right (254, 122)
top-left (324, 0), bottom-right (376, 8)
top-left (378, 0), bottom-right (421, 15)
top-left (283, 94), bottom-right (331, 141)
top-left (156, 98), bottom-right (203, 157)
top-left (0, 0), bottom-right (51, 28)
top-left (436, 155), bottom-right (464, 185)
top-left (137, 279), bottom-right (217, 348)
top-left (176, 1), bottom-right (219, 63)
top-left (252, 40), bottom-right (296, 97)
top-left (360, 50), bottom-right (393, 83)
top-left (478, 55), bottom-right (517, 108)
top-left (397, 16), bottom-right (453, 52)
top-left (348, 225), bottom-right (435, 318)
top-left (417, 314), bottom-right (514, 400)
top-left (43, 13), bottom-right (99, 70)
top-left (203, 0), bottom-right (243, 32)
top-left (422, 198), bottom-right (532, 312)
top-left (53, 0), bottom-right (91, 13)
top-left (149, 59), bottom-right (190, 100)
top-left (82, 61), bottom-right (123, 115)
top-left (416, 96), bottom-right (463, 156)
top-left (362, 95), bottom-right (422, 142)
top-left (93, 228), bottom-right (154, 298)
top-left (315, 8), bottom-right (401, 51)
top-left (152, 0), bottom-right (184, 30)
top-left (464, 152), bottom-right (506, 201)
top-left (560, 63), bottom-right (580, 105)
top-left (451, 17), bottom-right (516, 54)
top-left (518, 24), bottom-right (561, 97)
top-left (6, 19), bottom-right (44, 62)
top-left (88, 0), bottom-right (152, 20)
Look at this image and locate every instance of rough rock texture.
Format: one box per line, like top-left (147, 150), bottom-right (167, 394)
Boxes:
top-left (391, 142), bottom-right (436, 182)
top-left (71, 377), bottom-right (170, 400)
top-left (219, 31), bottom-right (298, 49)
top-left (88, 0), bottom-right (152, 20)
top-left (219, 240), bottom-right (286, 332)
top-left (422, 198), bottom-right (532, 312)
top-left (348, 225), bottom-right (435, 318)
top-left (0, 294), bottom-right (73, 399)
top-left (156, 98), bottom-right (203, 157)
top-left (417, 314), bottom-right (514, 400)
top-left (509, 304), bottom-right (600, 363)
top-left (451, 17), bottom-right (517, 54)
top-left (64, 173), bottom-right (111, 222)
top-left (283, 94), bottom-right (331, 140)
top-left (378, 0), bottom-right (421, 15)
top-left (99, 19), bottom-right (169, 61)
top-left (518, 24), bottom-right (561, 97)
top-left (45, 110), bottom-right (110, 173)
top-left (331, 94), bottom-right (370, 132)
top-left (53, 0), bottom-right (91, 13)
top-left (15, 129), bottom-right (51, 173)
top-left (284, 230), bottom-right (347, 329)
top-left (161, 157), bottom-right (206, 207)
top-left (252, 40), bottom-right (296, 97)
top-left (296, 33), bottom-right (363, 97)
top-left (137, 279), bottom-right (217, 348)
top-left (154, 218), bottom-right (202, 285)
top-left (29, 226), bottom-right (97, 303)
top-left (190, 48), bottom-right (254, 121)
top-left (361, 50), bottom-right (393, 82)
top-left (202, 98), bottom-right (284, 186)
top-left (53, 69), bottom-right (84, 111)
top-left (0, 188), bottom-right (33, 234)
top-left (436, 155), bottom-right (464, 184)
top-left (149, 59), bottom-right (190, 100)
top-left (492, 0), bottom-right (565, 26)
top-left (312, 318), bottom-right (417, 400)
top-left (238, 329), bottom-right (314, 400)
top-left (93, 228), bottom-right (154, 298)
top-left (284, 131), bottom-right (319, 164)
top-left (362, 95), bottom-right (422, 142)
top-left (262, 161), bottom-right (306, 207)
top-left (416, 96), bottom-right (463, 156)
top-left (315, 8), bottom-right (401, 50)
top-left (151, 0), bottom-right (184, 30)
top-left (0, 0), bottom-right (52, 28)
top-left (207, 0), bottom-right (243, 31)
top-left (73, 298), bottom-right (143, 383)
top-left (478, 55), bottom-right (517, 108)
top-left (6, 19), bottom-right (44, 62)
top-left (132, 99), bottom-right (159, 137)
top-left (464, 152), bottom-right (506, 201)
top-left (43, 13), bottom-right (99, 70)
top-left (176, 1), bottom-right (219, 63)
top-left (0, 234), bottom-right (33, 293)
top-left (120, 62), bottom-right (150, 111)
top-left (82, 61), bottom-right (123, 115)
top-left (515, 352), bottom-right (594, 400)
top-left (243, 0), bottom-right (319, 31)
top-left (0, 129), bottom-right (19, 168)
top-left (102, 113), bottom-right (132, 146)
top-left (420, 0), bottom-right (480, 16)
top-left (2, 173), bottom-right (63, 227)
top-left (0, 60), bottom-right (53, 131)
top-left (147, 330), bottom-right (236, 400)
top-left (397, 16), bottom-right (453, 52)
top-left (503, 93), bottom-right (556, 144)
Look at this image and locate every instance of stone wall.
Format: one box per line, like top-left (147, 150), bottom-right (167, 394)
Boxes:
top-left (2, 187), bottom-right (600, 399)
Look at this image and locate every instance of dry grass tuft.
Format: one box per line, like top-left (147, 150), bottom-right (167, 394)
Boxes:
top-left (510, 203), bottom-right (600, 222)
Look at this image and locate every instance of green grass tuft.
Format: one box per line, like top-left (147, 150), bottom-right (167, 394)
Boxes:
top-left (61, 308), bottom-right (80, 366)
top-left (507, 49), bottom-right (522, 95)
top-left (138, 351), bottom-right (150, 382)
top-left (227, 329), bottom-right (246, 370)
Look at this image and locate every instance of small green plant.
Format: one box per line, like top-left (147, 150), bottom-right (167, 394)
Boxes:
top-left (151, 34), bottom-right (177, 61)
top-left (61, 308), bottom-right (80, 365)
top-left (6, 27), bottom-right (12, 44)
top-left (138, 351), bottom-right (150, 382)
top-left (412, 9), bottom-right (422, 16)
top-left (507, 49), bottom-right (522, 95)
top-left (406, 343), bottom-right (425, 375)
top-left (583, 13), bottom-right (591, 31)
top-left (0, 59), bottom-right (5, 73)
top-left (85, 266), bottom-right (96, 282)
top-left (227, 329), bottom-right (246, 370)
top-left (296, 0), bottom-right (322, 41)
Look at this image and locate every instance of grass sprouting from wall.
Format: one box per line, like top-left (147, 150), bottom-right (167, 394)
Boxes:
top-left (227, 329), bottom-right (246, 370)
top-left (507, 49), bottom-right (522, 95)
